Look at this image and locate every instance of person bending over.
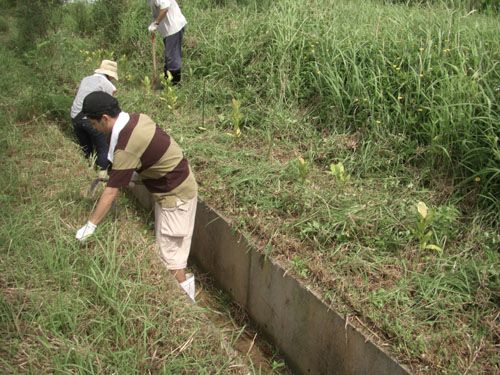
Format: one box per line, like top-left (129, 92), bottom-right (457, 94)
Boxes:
top-left (75, 91), bottom-right (198, 301)
top-left (70, 60), bottom-right (118, 176)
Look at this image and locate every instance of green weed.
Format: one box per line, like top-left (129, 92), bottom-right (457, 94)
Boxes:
top-left (290, 255), bottom-right (310, 277)
top-left (330, 162), bottom-right (350, 188)
top-left (159, 71), bottom-right (178, 111)
top-left (226, 98), bottom-right (243, 141)
top-left (142, 75), bottom-right (151, 93)
top-left (412, 201), bottom-right (443, 253)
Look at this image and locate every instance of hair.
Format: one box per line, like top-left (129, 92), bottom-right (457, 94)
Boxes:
top-left (82, 91), bottom-right (121, 120)
top-left (86, 104), bottom-right (121, 121)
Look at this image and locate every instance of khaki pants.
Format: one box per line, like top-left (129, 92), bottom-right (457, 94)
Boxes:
top-left (155, 194), bottom-right (197, 270)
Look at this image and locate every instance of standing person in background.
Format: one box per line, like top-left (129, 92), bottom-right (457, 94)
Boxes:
top-left (75, 92), bottom-right (198, 301)
top-left (70, 60), bottom-right (118, 177)
top-left (147, 0), bottom-right (186, 85)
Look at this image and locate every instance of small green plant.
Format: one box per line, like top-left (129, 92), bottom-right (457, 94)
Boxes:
top-left (290, 255), bottom-right (310, 277)
top-left (79, 49), bottom-right (132, 82)
top-left (296, 157), bottom-right (310, 183)
top-left (159, 71), bottom-right (178, 111)
top-left (116, 54), bottom-right (134, 82)
top-left (271, 359), bottom-right (285, 373)
top-left (226, 98), bottom-right (242, 141)
top-left (80, 48), bottom-right (110, 70)
top-left (330, 162), bottom-right (350, 187)
top-left (299, 219), bottom-right (321, 240)
top-left (411, 201), bottom-right (442, 253)
top-left (142, 75), bottom-right (151, 93)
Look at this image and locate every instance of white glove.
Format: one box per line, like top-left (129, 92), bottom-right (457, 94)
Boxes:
top-left (98, 170), bottom-right (107, 179)
top-left (148, 22), bottom-right (158, 33)
top-left (76, 221), bottom-right (97, 241)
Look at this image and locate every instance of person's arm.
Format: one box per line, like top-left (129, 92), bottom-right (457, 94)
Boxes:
top-left (75, 186), bottom-right (118, 241)
top-left (148, 7), bottom-right (168, 33)
top-left (154, 8), bottom-right (169, 24)
top-left (90, 186), bottom-right (119, 225)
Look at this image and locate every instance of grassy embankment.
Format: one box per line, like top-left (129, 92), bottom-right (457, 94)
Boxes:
top-left (179, 1), bottom-right (500, 373)
top-left (2, 0), bottom-right (499, 374)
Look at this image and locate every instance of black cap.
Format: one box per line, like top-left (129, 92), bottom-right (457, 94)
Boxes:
top-left (82, 91), bottom-right (119, 118)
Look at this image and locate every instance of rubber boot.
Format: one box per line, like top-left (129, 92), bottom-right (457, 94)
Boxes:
top-left (170, 69), bottom-right (181, 85)
top-left (180, 273), bottom-right (195, 301)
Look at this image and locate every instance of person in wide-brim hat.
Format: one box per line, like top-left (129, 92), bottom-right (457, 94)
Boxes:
top-left (94, 59), bottom-right (119, 81)
top-left (69, 59), bottom-right (119, 175)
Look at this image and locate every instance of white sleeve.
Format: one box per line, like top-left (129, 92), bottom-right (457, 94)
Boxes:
top-left (104, 80), bottom-right (117, 95)
top-left (155, 0), bottom-right (171, 9)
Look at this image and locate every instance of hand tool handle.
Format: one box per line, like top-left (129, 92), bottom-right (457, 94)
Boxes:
top-left (151, 34), bottom-right (157, 89)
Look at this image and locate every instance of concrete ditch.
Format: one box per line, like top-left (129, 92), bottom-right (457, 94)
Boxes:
top-left (128, 185), bottom-right (412, 375)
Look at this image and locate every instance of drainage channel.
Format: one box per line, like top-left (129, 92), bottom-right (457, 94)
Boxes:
top-left (193, 267), bottom-right (293, 374)
top-left (128, 185), bottom-right (412, 375)
top-left (124, 186), bottom-right (292, 373)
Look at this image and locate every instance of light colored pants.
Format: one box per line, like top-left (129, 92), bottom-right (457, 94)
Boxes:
top-left (155, 194), bottom-right (197, 270)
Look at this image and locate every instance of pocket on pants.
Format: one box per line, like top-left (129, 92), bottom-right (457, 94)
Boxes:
top-left (160, 199), bottom-right (190, 237)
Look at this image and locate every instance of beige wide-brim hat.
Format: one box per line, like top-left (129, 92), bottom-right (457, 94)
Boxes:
top-left (95, 59), bottom-right (118, 81)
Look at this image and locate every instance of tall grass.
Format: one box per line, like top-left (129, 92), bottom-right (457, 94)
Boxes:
top-left (304, 3), bottom-right (500, 209)
top-left (183, 0), bottom-right (500, 217)
top-left (383, 0), bottom-right (500, 13)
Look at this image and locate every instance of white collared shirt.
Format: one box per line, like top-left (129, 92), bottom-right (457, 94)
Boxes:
top-left (148, 0), bottom-right (187, 38)
top-left (107, 111), bottom-right (130, 163)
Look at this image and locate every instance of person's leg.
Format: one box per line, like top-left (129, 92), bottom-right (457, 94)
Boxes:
top-left (155, 196), bottom-right (198, 295)
top-left (163, 27), bottom-right (184, 85)
top-left (171, 269), bottom-right (186, 283)
top-left (72, 117), bottom-right (92, 159)
top-left (155, 202), bottom-right (188, 282)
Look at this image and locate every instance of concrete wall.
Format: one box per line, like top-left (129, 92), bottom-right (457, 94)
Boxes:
top-left (129, 185), bottom-right (412, 375)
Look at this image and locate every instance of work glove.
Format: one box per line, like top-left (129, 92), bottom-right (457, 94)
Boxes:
top-left (148, 21), bottom-right (158, 33)
top-left (98, 170), bottom-right (107, 180)
top-left (76, 221), bottom-right (97, 241)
